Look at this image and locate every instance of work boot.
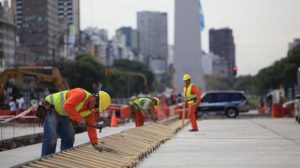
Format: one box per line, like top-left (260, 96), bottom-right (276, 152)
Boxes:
top-left (189, 129), bottom-right (198, 132)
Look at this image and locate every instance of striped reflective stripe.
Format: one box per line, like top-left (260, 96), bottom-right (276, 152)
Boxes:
top-left (49, 95), bottom-right (54, 104)
top-left (184, 84), bottom-right (195, 104)
top-left (60, 92), bottom-right (68, 116)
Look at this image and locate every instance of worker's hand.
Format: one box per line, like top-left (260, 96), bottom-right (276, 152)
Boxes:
top-left (92, 144), bottom-right (113, 152)
top-left (95, 121), bottom-right (104, 129)
top-left (92, 144), bottom-right (103, 152)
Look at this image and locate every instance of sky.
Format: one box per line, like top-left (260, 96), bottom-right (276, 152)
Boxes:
top-left (80, 0), bottom-right (300, 76)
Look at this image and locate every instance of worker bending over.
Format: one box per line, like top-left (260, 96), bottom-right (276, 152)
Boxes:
top-left (182, 74), bottom-right (201, 132)
top-left (37, 88), bottom-right (111, 156)
top-left (129, 97), bottom-right (160, 127)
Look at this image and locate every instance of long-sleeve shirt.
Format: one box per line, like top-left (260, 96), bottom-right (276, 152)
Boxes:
top-left (63, 88), bottom-right (98, 144)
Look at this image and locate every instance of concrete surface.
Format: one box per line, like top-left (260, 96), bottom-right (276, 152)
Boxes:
top-left (1, 116), bottom-right (300, 168)
top-left (0, 122), bottom-right (136, 168)
top-left (137, 118), bottom-right (300, 168)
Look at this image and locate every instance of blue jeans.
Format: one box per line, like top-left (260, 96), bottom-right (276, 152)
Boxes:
top-left (41, 109), bottom-right (75, 157)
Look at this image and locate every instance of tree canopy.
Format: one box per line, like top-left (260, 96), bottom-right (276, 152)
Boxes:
top-left (254, 45), bottom-right (300, 95)
top-left (59, 55), bottom-right (155, 98)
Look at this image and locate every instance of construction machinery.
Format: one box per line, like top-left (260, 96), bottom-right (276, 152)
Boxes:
top-left (0, 66), bottom-right (69, 106)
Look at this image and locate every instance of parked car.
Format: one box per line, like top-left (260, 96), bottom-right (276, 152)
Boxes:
top-left (197, 91), bottom-right (250, 118)
top-left (294, 95), bottom-right (300, 124)
top-left (282, 100), bottom-right (295, 117)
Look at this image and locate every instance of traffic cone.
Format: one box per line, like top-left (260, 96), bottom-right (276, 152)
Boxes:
top-left (110, 111), bottom-right (118, 127)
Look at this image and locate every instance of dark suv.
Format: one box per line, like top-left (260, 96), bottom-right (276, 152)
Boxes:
top-left (197, 91), bottom-right (250, 118)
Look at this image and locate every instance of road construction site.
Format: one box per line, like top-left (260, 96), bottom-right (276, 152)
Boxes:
top-left (1, 112), bottom-right (300, 168)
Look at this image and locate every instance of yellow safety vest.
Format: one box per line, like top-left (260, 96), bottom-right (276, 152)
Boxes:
top-left (183, 83), bottom-right (196, 104)
top-left (45, 89), bottom-right (92, 117)
top-left (133, 98), bottom-right (152, 110)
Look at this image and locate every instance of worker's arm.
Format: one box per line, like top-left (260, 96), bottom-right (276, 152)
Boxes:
top-left (63, 89), bottom-right (85, 122)
top-left (84, 112), bottom-right (98, 144)
top-left (140, 99), bottom-right (152, 117)
top-left (191, 85), bottom-right (201, 105)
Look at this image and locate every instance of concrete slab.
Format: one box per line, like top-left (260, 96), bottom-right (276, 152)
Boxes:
top-left (138, 118), bottom-right (300, 168)
top-left (0, 122), bottom-right (136, 168)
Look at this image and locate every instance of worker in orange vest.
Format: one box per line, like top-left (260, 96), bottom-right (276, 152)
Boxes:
top-left (128, 96), bottom-right (159, 127)
top-left (37, 88), bottom-right (111, 156)
top-left (182, 74), bottom-right (201, 132)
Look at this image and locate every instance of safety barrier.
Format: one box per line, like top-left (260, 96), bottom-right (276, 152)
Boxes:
top-left (12, 118), bottom-right (189, 168)
top-left (0, 108), bottom-right (42, 152)
top-left (173, 103), bottom-right (189, 119)
top-left (0, 107), bottom-right (38, 124)
top-left (108, 104), bottom-right (131, 123)
top-left (272, 103), bottom-right (283, 118)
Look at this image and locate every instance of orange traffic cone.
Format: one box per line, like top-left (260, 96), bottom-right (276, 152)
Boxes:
top-left (110, 111), bottom-right (118, 127)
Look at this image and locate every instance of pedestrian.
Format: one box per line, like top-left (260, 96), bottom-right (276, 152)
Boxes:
top-left (37, 88), bottom-right (112, 157)
top-left (18, 94), bottom-right (25, 112)
top-left (182, 74), bottom-right (201, 132)
top-left (9, 97), bottom-right (17, 116)
top-left (128, 96), bottom-right (159, 127)
top-left (170, 91), bottom-right (177, 105)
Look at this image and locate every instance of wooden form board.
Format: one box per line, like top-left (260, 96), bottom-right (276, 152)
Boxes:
top-left (13, 119), bottom-right (190, 168)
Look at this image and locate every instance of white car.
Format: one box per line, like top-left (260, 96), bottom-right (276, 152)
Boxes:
top-left (295, 95), bottom-right (300, 124)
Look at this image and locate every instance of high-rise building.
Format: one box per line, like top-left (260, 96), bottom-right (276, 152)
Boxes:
top-left (117, 27), bottom-right (139, 55)
top-left (58, 0), bottom-right (80, 35)
top-left (137, 11), bottom-right (168, 82)
top-left (173, 0), bottom-right (204, 93)
top-left (209, 28), bottom-right (236, 78)
top-left (0, 0), bottom-right (16, 70)
top-left (11, 0), bottom-right (59, 64)
top-left (56, 0), bottom-right (80, 60)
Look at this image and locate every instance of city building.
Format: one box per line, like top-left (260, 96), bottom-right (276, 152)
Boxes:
top-left (173, 0), bottom-right (204, 93)
top-left (58, 0), bottom-right (80, 35)
top-left (117, 27), bottom-right (139, 58)
top-left (80, 27), bottom-right (108, 65)
top-left (289, 38), bottom-right (300, 51)
top-left (201, 51), bottom-right (213, 76)
top-left (11, 0), bottom-right (59, 65)
top-left (209, 28), bottom-right (236, 78)
top-left (200, 50), bottom-right (229, 78)
top-left (212, 54), bottom-right (228, 78)
top-left (0, 0), bottom-right (16, 71)
top-left (57, 0), bottom-right (80, 60)
top-left (137, 11), bottom-right (168, 83)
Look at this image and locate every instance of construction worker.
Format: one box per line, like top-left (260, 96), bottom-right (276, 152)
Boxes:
top-left (129, 96), bottom-right (159, 127)
top-left (39, 88), bottom-right (111, 156)
top-left (183, 74), bottom-right (201, 132)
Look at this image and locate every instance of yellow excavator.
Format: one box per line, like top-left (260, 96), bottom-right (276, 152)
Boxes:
top-left (0, 66), bottom-right (69, 104)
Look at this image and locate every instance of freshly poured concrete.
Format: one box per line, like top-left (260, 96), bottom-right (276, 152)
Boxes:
top-left (138, 118), bottom-right (300, 168)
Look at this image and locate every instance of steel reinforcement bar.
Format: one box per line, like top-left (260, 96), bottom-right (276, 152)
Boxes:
top-left (12, 118), bottom-right (189, 168)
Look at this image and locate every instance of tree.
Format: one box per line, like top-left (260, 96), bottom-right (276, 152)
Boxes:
top-left (59, 54), bottom-right (105, 92)
top-left (254, 45), bottom-right (300, 95)
top-left (112, 59), bottom-right (155, 95)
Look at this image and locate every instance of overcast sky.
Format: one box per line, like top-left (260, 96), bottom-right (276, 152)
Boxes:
top-left (80, 0), bottom-right (300, 75)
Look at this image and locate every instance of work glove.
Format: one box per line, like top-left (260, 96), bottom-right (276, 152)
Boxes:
top-left (92, 144), bottom-right (103, 152)
top-left (92, 144), bottom-right (113, 152)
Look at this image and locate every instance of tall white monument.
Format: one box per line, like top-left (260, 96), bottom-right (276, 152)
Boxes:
top-left (173, 0), bottom-right (204, 93)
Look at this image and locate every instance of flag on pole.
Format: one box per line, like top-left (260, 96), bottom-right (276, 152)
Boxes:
top-left (199, 0), bottom-right (205, 31)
